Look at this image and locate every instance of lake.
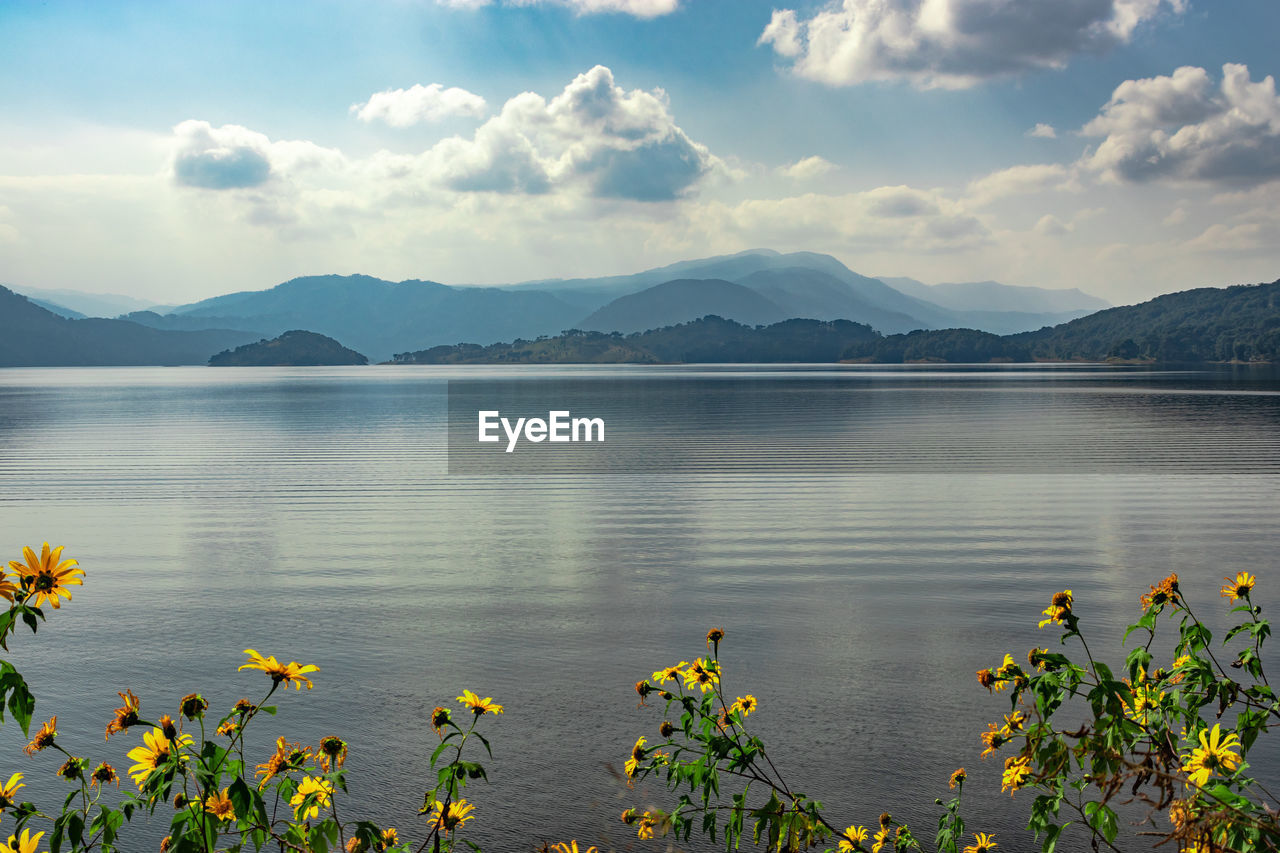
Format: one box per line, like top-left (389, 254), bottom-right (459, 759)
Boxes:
top-left (1, 363), bottom-right (1278, 851)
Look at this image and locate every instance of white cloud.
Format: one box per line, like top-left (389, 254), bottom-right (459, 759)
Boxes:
top-left (170, 120), bottom-right (343, 190)
top-left (966, 163), bottom-right (1075, 205)
top-left (437, 0), bottom-right (678, 17)
top-left (778, 155), bottom-right (836, 180)
top-left (413, 65), bottom-right (717, 200)
top-left (352, 84), bottom-right (487, 127)
top-left (1081, 63), bottom-right (1280, 184)
top-left (1034, 214), bottom-right (1070, 236)
top-left (1027, 123), bottom-right (1057, 139)
top-left (758, 0), bottom-right (1185, 89)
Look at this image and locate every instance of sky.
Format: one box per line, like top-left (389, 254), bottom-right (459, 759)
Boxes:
top-left (1, 0), bottom-right (1278, 306)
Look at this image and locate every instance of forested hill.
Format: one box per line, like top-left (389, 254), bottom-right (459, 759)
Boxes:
top-left (394, 279), bottom-right (1280, 364)
top-left (393, 317), bottom-right (879, 364)
top-left (1012, 279), bottom-right (1280, 362)
top-left (0, 285), bottom-right (259, 367)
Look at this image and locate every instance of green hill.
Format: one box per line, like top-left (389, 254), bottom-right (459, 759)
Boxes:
top-left (209, 330), bottom-right (368, 366)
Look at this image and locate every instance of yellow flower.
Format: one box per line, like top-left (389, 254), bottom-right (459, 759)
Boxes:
top-left (948, 768), bottom-right (966, 789)
top-left (980, 723), bottom-right (1008, 759)
top-left (1182, 724), bottom-right (1242, 788)
top-left (0, 772), bottom-right (25, 808)
top-left (216, 720), bottom-right (239, 737)
top-left (1001, 755), bottom-right (1031, 795)
top-left (871, 827), bottom-right (890, 853)
top-left (1027, 648), bottom-right (1048, 671)
top-left (255, 737), bottom-right (312, 789)
top-left (290, 776), bottom-right (334, 820)
top-left (239, 649), bottom-right (318, 690)
top-left (319, 735), bottom-right (348, 771)
top-left (838, 825), bottom-right (869, 851)
top-left (22, 717), bottom-right (57, 756)
top-left (1169, 654), bottom-right (1192, 684)
top-left (457, 690), bottom-right (503, 716)
top-left (706, 627), bottom-right (725, 648)
top-left (636, 809), bottom-right (671, 840)
top-left (205, 787), bottom-right (235, 820)
top-left (964, 832), bottom-right (998, 853)
top-left (9, 543), bottom-right (83, 609)
top-left (1000, 712), bottom-right (1025, 735)
top-left (1221, 571), bottom-right (1256, 601)
top-left (4, 829), bottom-right (44, 853)
top-left (550, 843), bottom-right (598, 853)
top-left (380, 828), bottom-right (398, 849)
top-left (125, 727), bottom-right (192, 788)
top-left (428, 799), bottom-right (475, 834)
top-left (1037, 589), bottom-right (1073, 629)
top-left (732, 695), bottom-right (758, 717)
top-left (1140, 573), bottom-right (1179, 609)
top-left (105, 689), bottom-right (141, 740)
top-left (0, 569), bottom-right (17, 604)
top-left (651, 663), bottom-right (687, 683)
top-left (682, 658), bottom-right (719, 693)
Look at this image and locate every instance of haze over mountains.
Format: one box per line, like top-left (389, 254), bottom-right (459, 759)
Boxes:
top-left (13, 249), bottom-right (1105, 363)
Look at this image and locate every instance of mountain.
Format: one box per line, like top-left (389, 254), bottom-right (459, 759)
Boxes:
top-left (736, 267), bottom-right (929, 334)
top-left (0, 286), bottom-right (260, 366)
top-left (209, 330), bottom-right (368, 366)
top-left (27, 298), bottom-right (86, 319)
top-left (579, 279), bottom-right (789, 333)
top-left (5, 286), bottom-right (157, 318)
top-left (394, 316), bottom-right (880, 364)
top-left (842, 278), bottom-right (1280, 363)
top-left (879, 276), bottom-right (1109, 315)
top-left (159, 275), bottom-right (583, 362)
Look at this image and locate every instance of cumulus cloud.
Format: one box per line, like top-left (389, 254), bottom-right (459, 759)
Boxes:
top-left (352, 84), bottom-right (487, 127)
top-left (758, 0), bottom-right (1185, 89)
top-left (437, 0), bottom-right (678, 17)
top-left (170, 120), bottom-right (343, 190)
top-left (1081, 63), bottom-right (1280, 184)
top-left (1027, 123), bottom-right (1057, 139)
top-left (966, 163), bottom-right (1075, 205)
top-left (778, 155), bottom-right (836, 180)
top-left (416, 65), bottom-right (716, 200)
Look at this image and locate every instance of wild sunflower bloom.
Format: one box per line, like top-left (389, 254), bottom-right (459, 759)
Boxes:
top-left (22, 717), bottom-right (57, 756)
top-left (1221, 571), bottom-right (1257, 601)
top-left (979, 723), bottom-right (1008, 758)
top-left (1182, 724), bottom-right (1242, 788)
top-left (550, 843), bottom-right (598, 853)
top-left (1027, 648), bottom-right (1049, 671)
top-left (838, 825), bottom-right (869, 851)
top-left (380, 828), bottom-right (398, 848)
top-left (1000, 711), bottom-right (1025, 735)
top-left (233, 698), bottom-right (255, 715)
top-left (871, 827), bottom-right (890, 853)
top-left (1001, 755), bottom-right (1032, 794)
top-left (9, 542), bottom-right (83, 609)
top-left (428, 799), bottom-right (475, 834)
top-left (5, 829), bottom-right (44, 853)
top-left (57, 757), bottom-right (87, 782)
top-left (319, 736), bottom-right (348, 771)
top-left (291, 776), bottom-right (334, 821)
top-left (179, 693), bottom-right (208, 720)
top-left (105, 689), bottom-right (141, 740)
top-left (733, 695), bottom-right (758, 717)
top-left (964, 832), bottom-right (998, 852)
top-left (205, 788), bottom-right (235, 820)
top-left (0, 772), bottom-right (25, 808)
top-left (216, 720), bottom-right (239, 737)
top-left (1169, 654), bottom-right (1192, 685)
top-left (636, 809), bottom-right (671, 840)
top-left (651, 663), bottom-right (686, 684)
top-left (256, 737), bottom-right (312, 788)
top-left (126, 727), bottom-right (192, 788)
top-left (682, 658), bottom-right (719, 693)
top-left (457, 690), bottom-right (503, 716)
top-left (1140, 573), bottom-right (1179, 609)
top-left (90, 763), bottom-right (118, 789)
top-left (1037, 589), bottom-right (1073, 629)
top-left (625, 736), bottom-right (645, 779)
top-left (239, 649), bottom-right (319, 690)
top-left (949, 768), bottom-right (966, 789)
top-left (0, 570), bottom-right (17, 604)
top-left (430, 706), bottom-right (451, 737)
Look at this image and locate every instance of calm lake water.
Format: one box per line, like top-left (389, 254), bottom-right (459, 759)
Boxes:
top-left (1, 363), bottom-right (1278, 852)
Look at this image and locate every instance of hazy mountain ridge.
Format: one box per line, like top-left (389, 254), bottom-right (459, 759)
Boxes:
top-left (0, 286), bottom-right (260, 366)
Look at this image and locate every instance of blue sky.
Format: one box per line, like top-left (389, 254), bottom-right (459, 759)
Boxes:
top-left (2, 0), bottom-right (1278, 304)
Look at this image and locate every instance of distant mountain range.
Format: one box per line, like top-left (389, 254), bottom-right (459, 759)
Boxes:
top-left (73, 249), bottom-right (1106, 362)
top-left (396, 278), bottom-right (1280, 365)
top-left (0, 286), bottom-right (258, 367)
top-left (3, 285), bottom-right (161, 319)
